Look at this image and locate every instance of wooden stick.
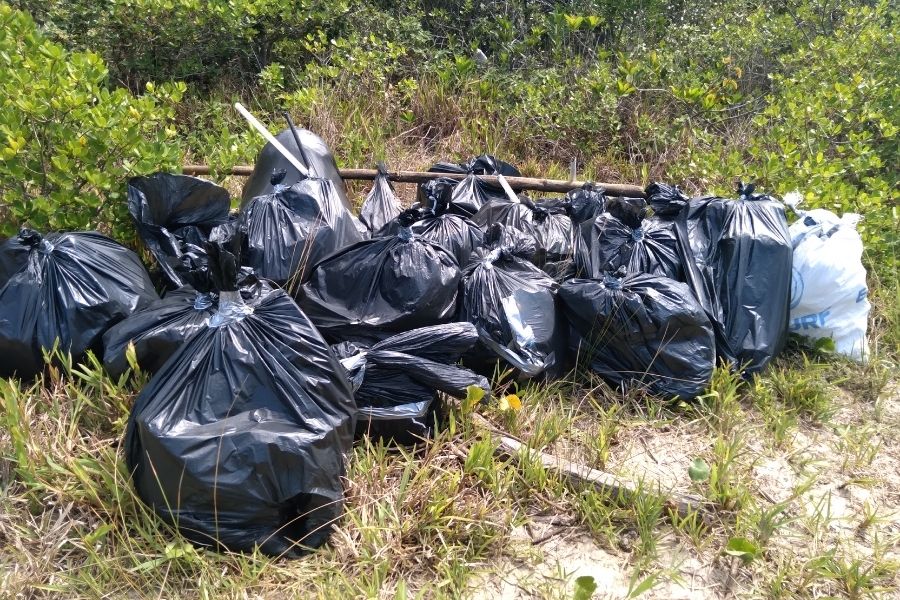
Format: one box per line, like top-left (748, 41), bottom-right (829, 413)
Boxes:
top-left (469, 414), bottom-right (707, 520)
top-left (181, 164), bottom-right (646, 197)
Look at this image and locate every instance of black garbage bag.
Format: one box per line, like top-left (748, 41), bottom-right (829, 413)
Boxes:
top-left (359, 164), bottom-right (402, 234)
top-left (241, 127), bottom-right (351, 210)
top-left (459, 224), bottom-right (565, 378)
top-left (447, 172), bottom-right (495, 217)
top-left (415, 177), bottom-right (458, 211)
top-left (425, 155), bottom-right (522, 216)
top-left (376, 207), bottom-right (484, 267)
top-left (605, 195), bottom-right (648, 225)
top-left (560, 270), bottom-right (715, 399)
top-left (125, 236), bottom-right (356, 558)
top-left (0, 229), bottom-right (157, 379)
top-left (565, 183), bottom-right (608, 225)
top-left (573, 209), bottom-right (683, 280)
top-left (678, 182), bottom-right (792, 373)
top-left (531, 184), bottom-right (609, 281)
top-left (646, 182), bottom-right (689, 217)
top-left (299, 209), bottom-right (461, 344)
top-left (127, 173), bottom-right (232, 288)
top-left (334, 323), bottom-right (489, 445)
top-left (428, 154), bottom-right (521, 179)
top-left (240, 171), bottom-right (364, 287)
top-left (471, 194), bottom-right (573, 271)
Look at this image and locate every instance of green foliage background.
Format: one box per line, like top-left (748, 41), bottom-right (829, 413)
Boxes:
top-left (1, 0), bottom-right (897, 280)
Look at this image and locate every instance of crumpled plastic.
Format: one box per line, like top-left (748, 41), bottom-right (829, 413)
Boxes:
top-left (127, 173), bottom-right (232, 288)
top-left (0, 228), bottom-right (157, 378)
top-left (101, 272), bottom-right (273, 379)
top-left (334, 322), bottom-right (489, 444)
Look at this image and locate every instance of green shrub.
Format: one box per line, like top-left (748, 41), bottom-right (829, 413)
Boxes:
top-left (0, 3), bottom-right (183, 239)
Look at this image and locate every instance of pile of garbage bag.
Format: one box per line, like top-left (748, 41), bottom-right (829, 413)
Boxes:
top-left (2, 132), bottom-right (870, 559)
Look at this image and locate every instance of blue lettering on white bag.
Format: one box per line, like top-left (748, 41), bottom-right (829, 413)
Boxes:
top-left (790, 309), bottom-right (831, 331)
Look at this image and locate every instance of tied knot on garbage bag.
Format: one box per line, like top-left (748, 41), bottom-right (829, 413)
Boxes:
top-left (126, 224), bottom-right (356, 558)
top-left (574, 194), bottom-right (684, 281)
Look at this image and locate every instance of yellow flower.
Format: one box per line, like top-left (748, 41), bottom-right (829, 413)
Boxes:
top-left (500, 393), bottom-right (522, 412)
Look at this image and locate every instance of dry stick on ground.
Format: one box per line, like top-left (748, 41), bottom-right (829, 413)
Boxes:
top-left (181, 165), bottom-right (647, 197)
top-left (470, 414), bottom-right (709, 522)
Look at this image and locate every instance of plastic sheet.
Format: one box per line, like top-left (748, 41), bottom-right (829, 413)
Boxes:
top-left (127, 173), bottom-right (231, 288)
top-left (125, 237), bottom-right (356, 558)
top-left (240, 172), bottom-right (364, 286)
top-left (0, 229), bottom-right (157, 378)
top-left (560, 270), bottom-right (715, 399)
top-left (299, 210), bottom-right (461, 343)
top-left (458, 225), bottom-right (565, 378)
top-left (334, 323), bottom-right (489, 444)
top-left (679, 183), bottom-right (792, 372)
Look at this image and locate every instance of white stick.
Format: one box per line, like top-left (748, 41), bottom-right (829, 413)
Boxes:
top-left (234, 102), bottom-right (309, 177)
top-left (497, 174), bottom-right (520, 203)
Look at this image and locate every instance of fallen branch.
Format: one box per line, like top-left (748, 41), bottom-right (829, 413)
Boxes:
top-left (471, 415), bottom-right (707, 520)
top-left (181, 165), bottom-right (646, 197)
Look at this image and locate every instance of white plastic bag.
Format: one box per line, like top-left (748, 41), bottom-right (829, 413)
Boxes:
top-left (785, 192), bottom-right (870, 360)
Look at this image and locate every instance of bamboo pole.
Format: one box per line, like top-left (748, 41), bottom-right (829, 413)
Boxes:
top-left (181, 165), bottom-right (646, 197)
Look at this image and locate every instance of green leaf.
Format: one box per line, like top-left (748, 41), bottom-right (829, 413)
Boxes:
top-left (573, 575), bottom-right (597, 600)
top-left (462, 385), bottom-right (485, 413)
top-left (688, 458), bottom-right (710, 482)
top-left (724, 536), bottom-right (760, 563)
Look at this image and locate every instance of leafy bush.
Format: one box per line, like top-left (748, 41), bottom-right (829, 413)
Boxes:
top-left (0, 4), bottom-right (183, 239)
top-left (13, 0), bottom-right (355, 89)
